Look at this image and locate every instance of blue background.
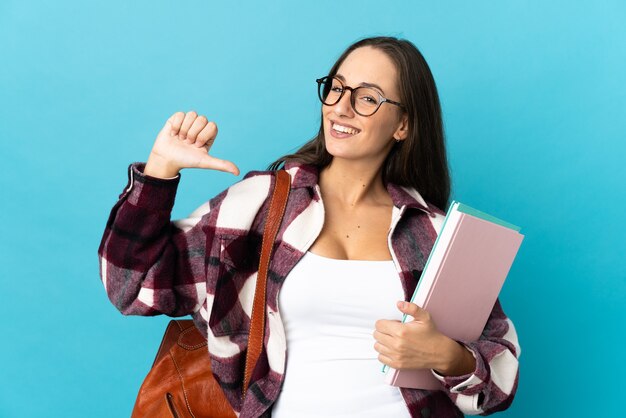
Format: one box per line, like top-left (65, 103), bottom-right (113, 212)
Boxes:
top-left (1, 1), bottom-right (624, 417)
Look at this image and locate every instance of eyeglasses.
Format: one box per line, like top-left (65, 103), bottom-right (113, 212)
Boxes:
top-left (316, 76), bottom-right (405, 117)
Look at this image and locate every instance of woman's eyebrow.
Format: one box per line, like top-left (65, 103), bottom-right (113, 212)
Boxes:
top-left (335, 73), bottom-right (386, 95)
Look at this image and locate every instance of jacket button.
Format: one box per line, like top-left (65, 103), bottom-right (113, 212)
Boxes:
top-left (420, 407), bottom-right (431, 417)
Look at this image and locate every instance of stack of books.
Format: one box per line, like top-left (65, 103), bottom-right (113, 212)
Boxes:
top-left (383, 201), bottom-right (524, 390)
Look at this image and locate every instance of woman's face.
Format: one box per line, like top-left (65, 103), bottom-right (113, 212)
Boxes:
top-left (322, 46), bottom-right (408, 165)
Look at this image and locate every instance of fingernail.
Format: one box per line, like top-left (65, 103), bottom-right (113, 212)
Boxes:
top-left (398, 301), bottom-right (407, 309)
top-left (170, 131), bottom-right (175, 136)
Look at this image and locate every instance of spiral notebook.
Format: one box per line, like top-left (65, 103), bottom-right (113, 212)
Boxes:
top-left (382, 201), bottom-right (524, 390)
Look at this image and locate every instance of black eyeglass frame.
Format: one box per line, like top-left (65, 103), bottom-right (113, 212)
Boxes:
top-left (316, 76), bottom-right (406, 116)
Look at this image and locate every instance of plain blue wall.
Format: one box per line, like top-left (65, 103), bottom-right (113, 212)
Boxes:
top-left (1, 1), bottom-right (624, 417)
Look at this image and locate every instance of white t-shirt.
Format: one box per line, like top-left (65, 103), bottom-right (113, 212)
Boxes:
top-left (272, 251), bottom-right (412, 418)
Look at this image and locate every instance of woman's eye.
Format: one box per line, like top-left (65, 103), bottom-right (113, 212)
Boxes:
top-left (331, 86), bottom-right (343, 93)
top-left (361, 96), bottom-right (378, 104)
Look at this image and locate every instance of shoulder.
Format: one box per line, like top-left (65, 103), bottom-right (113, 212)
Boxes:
top-left (386, 182), bottom-right (447, 237)
top-left (237, 160), bottom-right (318, 193)
top-left (210, 161), bottom-right (319, 234)
top-left (207, 169), bottom-right (277, 233)
top-left (224, 162), bottom-right (312, 213)
top-left (228, 168), bottom-right (276, 199)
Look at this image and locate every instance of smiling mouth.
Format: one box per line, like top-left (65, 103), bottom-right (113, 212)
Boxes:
top-left (331, 122), bottom-right (361, 135)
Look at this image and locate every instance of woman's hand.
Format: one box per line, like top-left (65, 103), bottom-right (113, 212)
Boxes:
top-left (144, 111), bottom-right (240, 179)
top-left (373, 301), bottom-right (476, 376)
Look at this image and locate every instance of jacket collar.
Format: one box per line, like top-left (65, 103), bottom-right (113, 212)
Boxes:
top-left (283, 161), bottom-right (436, 216)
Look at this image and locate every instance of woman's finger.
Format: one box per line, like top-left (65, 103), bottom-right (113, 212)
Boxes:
top-left (198, 154), bottom-right (240, 176)
top-left (187, 115), bottom-right (208, 142)
top-left (377, 353), bottom-right (397, 368)
top-left (179, 111), bottom-right (198, 140)
top-left (168, 111), bottom-right (185, 136)
top-left (373, 329), bottom-right (396, 347)
top-left (195, 121), bottom-right (218, 148)
top-left (375, 319), bottom-right (402, 336)
top-left (374, 341), bottom-right (394, 357)
top-left (397, 301), bottom-right (431, 323)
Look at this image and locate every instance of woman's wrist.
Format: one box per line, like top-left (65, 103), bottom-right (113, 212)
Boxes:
top-left (433, 335), bottom-right (477, 377)
top-left (144, 153), bottom-right (181, 179)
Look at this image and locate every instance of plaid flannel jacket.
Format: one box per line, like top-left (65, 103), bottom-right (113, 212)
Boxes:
top-left (98, 161), bottom-right (520, 418)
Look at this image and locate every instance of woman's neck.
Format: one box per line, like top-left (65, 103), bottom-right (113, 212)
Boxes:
top-left (318, 158), bottom-right (391, 207)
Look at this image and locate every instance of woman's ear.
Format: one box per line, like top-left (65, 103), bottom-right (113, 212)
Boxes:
top-left (393, 114), bottom-right (409, 141)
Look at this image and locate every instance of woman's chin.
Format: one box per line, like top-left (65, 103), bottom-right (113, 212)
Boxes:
top-left (324, 138), bottom-right (355, 159)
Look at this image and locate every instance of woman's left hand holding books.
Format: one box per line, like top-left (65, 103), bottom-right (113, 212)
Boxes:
top-left (373, 301), bottom-right (477, 377)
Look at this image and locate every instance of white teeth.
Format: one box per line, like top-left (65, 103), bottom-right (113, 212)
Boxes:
top-left (332, 123), bottom-right (359, 135)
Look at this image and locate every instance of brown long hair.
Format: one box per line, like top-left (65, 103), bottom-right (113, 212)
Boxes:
top-left (268, 36), bottom-right (451, 211)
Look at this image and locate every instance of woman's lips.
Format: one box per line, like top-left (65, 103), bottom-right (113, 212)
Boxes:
top-left (329, 121), bottom-right (361, 138)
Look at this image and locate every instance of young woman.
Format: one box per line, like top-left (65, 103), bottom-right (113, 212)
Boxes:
top-left (99, 36), bottom-right (520, 417)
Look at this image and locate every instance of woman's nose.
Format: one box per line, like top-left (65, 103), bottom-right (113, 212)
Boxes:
top-left (332, 89), bottom-right (355, 117)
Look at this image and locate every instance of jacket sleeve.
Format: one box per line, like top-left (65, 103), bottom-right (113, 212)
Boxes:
top-left (430, 298), bottom-right (521, 415)
top-left (97, 162), bottom-right (226, 317)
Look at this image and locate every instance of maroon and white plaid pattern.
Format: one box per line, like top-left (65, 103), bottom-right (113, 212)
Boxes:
top-left (99, 161), bottom-right (520, 417)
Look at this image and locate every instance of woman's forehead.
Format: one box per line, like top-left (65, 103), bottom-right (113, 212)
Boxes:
top-left (335, 47), bottom-right (398, 95)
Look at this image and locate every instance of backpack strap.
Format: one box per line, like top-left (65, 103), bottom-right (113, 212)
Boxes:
top-left (242, 169), bottom-right (291, 397)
